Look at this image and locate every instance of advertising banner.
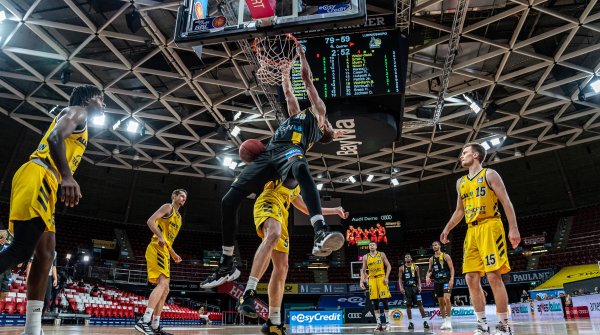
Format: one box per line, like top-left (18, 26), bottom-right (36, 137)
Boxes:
top-left (319, 294), bottom-right (404, 309)
top-left (523, 234), bottom-right (546, 245)
top-left (344, 308), bottom-right (377, 324)
top-left (533, 299), bottom-right (564, 320)
top-left (387, 305), bottom-right (504, 324)
top-left (510, 302), bottom-right (533, 321)
top-left (289, 311), bottom-right (343, 326)
top-left (299, 284), bottom-right (347, 294)
top-left (256, 283), bottom-right (298, 295)
top-left (572, 293), bottom-right (600, 318)
top-left (535, 264), bottom-right (600, 290)
top-left (217, 282), bottom-right (268, 320)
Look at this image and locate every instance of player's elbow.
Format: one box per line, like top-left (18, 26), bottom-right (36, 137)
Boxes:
top-left (47, 131), bottom-right (62, 149)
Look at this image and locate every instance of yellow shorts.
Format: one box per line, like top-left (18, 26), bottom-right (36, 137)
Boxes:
top-left (9, 161), bottom-right (59, 233)
top-left (253, 195), bottom-right (290, 254)
top-left (462, 218), bottom-right (511, 276)
top-left (145, 244), bottom-right (170, 284)
top-left (368, 276), bottom-right (391, 300)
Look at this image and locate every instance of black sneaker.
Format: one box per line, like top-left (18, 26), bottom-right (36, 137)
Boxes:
top-left (424, 320), bottom-right (430, 329)
top-left (237, 289), bottom-right (257, 318)
top-left (408, 321), bottom-right (414, 330)
top-left (261, 319), bottom-right (287, 335)
top-left (153, 326), bottom-right (173, 335)
top-left (134, 318), bottom-right (155, 335)
top-left (312, 226), bottom-right (344, 257)
top-left (200, 258), bottom-right (240, 288)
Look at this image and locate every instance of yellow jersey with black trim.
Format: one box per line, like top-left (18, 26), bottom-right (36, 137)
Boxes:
top-left (30, 116), bottom-right (88, 180)
top-left (261, 180), bottom-right (301, 211)
top-left (366, 252), bottom-right (385, 278)
top-left (459, 168), bottom-right (501, 224)
top-left (150, 207), bottom-right (182, 249)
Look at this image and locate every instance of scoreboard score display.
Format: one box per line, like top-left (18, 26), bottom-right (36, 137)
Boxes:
top-left (291, 30), bottom-right (408, 100)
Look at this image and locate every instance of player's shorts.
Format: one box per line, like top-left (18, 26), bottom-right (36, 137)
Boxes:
top-left (254, 194), bottom-right (290, 254)
top-left (368, 276), bottom-right (391, 300)
top-left (145, 243), bottom-right (170, 284)
top-left (232, 144), bottom-right (307, 194)
top-left (434, 281), bottom-right (451, 298)
top-left (9, 160), bottom-right (59, 233)
top-left (404, 286), bottom-right (421, 306)
top-left (463, 218), bottom-right (511, 276)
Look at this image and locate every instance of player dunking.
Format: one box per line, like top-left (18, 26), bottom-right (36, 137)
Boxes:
top-left (440, 143), bottom-right (520, 335)
top-left (236, 180), bottom-right (348, 335)
top-left (426, 241), bottom-right (455, 330)
top-left (360, 241), bottom-right (392, 332)
top-left (398, 253), bottom-right (429, 331)
top-left (0, 85), bottom-right (103, 335)
top-left (201, 48), bottom-right (346, 288)
top-left (135, 189), bottom-right (187, 335)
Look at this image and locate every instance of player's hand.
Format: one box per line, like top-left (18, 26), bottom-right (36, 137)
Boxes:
top-left (173, 253), bottom-right (182, 263)
top-left (0, 230), bottom-right (8, 245)
top-left (157, 236), bottom-right (166, 248)
top-left (53, 278), bottom-right (58, 288)
top-left (440, 228), bottom-right (450, 244)
top-left (336, 207), bottom-right (349, 219)
top-left (333, 130), bottom-right (348, 139)
top-left (384, 278), bottom-right (389, 285)
top-left (60, 175), bottom-right (82, 207)
top-left (508, 227), bottom-right (521, 249)
top-left (448, 281), bottom-right (454, 290)
top-left (418, 287), bottom-right (422, 293)
top-left (360, 282), bottom-right (365, 290)
top-left (426, 277), bottom-right (431, 286)
top-left (399, 287), bottom-right (405, 294)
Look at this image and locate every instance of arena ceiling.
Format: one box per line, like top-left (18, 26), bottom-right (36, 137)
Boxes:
top-left (0, 0), bottom-right (600, 194)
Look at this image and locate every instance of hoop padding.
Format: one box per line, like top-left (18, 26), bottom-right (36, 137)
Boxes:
top-left (253, 34), bottom-right (301, 86)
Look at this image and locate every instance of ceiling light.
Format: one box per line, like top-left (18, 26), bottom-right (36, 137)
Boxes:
top-left (83, 255), bottom-right (90, 262)
top-left (92, 114), bottom-right (105, 126)
top-left (469, 102), bottom-right (482, 114)
top-left (112, 120), bottom-right (121, 131)
top-left (490, 137), bottom-right (501, 146)
top-left (112, 147), bottom-right (119, 155)
top-left (234, 111), bottom-right (242, 120)
top-left (317, 183), bottom-right (323, 190)
top-left (366, 175), bottom-right (374, 182)
top-left (127, 120), bottom-right (139, 133)
top-left (0, 10), bottom-right (6, 22)
top-left (231, 126), bottom-right (241, 137)
top-left (133, 153), bottom-right (140, 161)
top-left (223, 157), bottom-right (233, 167)
top-left (481, 141), bottom-right (491, 151)
top-left (391, 178), bottom-right (399, 186)
top-left (228, 161), bottom-right (238, 170)
top-left (348, 176), bottom-right (356, 183)
top-left (66, 253), bottom-right (72, 260)
top-left (514, 150), bottom-right (523, 157)
top-left (591, 79), bottom-right (600, 94)
top-left (493, 156), bottom-right (501, 162)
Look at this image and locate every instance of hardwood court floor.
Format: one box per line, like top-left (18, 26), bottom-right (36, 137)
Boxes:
top-left (1, 320), bottom-right (599, 334)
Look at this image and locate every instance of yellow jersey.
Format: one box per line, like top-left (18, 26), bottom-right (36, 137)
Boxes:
top-left (150, 206), bottom-right (182, 249)
top-left (366, 252), bottom-right (385, 278)
top-left (30, 116), bottom-right (88, 181)
top-left (260, 180), bottom-right (301, 213)
top-left (459, 168), bottom-right (500, 224)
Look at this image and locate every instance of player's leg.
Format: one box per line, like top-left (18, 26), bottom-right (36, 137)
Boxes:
top-left (262, 250), bottom-right (288, 335)
top-left (289, 159), bottom-right (344, 256)
top-left (482, 220), bottom-right (511, 334)
top-left (0, 219), bottom-right (45, 272)
top-left (381, 298), bottom-right (390, 330)
top-left (443, 291), bottom-right (453, 329)
top-left (151, 275), bottom-right (171, 334)
top-left (137, 247), bottom-right (168, 334)
top-left (23, 231), bottom-right (55, 335)
top-left (238, 218), bottom-right (282, 318)
top-left (417, 296), bottom-right (429, 329)
top-left (464, 225), bottom-right (489, 334)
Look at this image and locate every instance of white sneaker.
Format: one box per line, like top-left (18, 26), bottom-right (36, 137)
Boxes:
top-left (445, 320), bottom-right (453, 330)
top-left (440, 321), bottom-right (448, 330)
top-left (385, 323), bottom-right (391, 330)
top-left (492, 323), bottom-right (512, 335)
top-left (474, 323), bottom-right (490, 335)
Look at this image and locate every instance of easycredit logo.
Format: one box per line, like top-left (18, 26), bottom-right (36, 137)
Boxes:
top-left (290, 312), bottom-right (342, 323)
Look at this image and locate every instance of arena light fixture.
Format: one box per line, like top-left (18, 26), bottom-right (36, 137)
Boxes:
top-left (490, 137), bottom-right (501, 146)
top-left (366, 175), bottom-right (374, 182)
top-left (591, 79), bottom-right (600, 93)
top-left (464, 94), bottom-right (482, 114)
top-left (223, 157), bottom-right (233, 167)
top-left (317, 183), bottom-right (323, 190)
top-left (234, 111), bottom-right (243, 120)
top-left (127, 119), bottom-right (139, 133)
top-left (348, 176), bottom-right (356, 183)
top-left (228, 161), bottom-right (238, 170)
top-left (481, 141), bottom-right (491, 151)
top-left (231, 126), bottom-right (241, 137)
top-left (391, 178), bottom-right (399, 186)
top-left (0, 10), bottom-right (6, 22)
top-left (92, 114), bottom-right (105, 126)
top-left (66, 253), bottom-right (72, 260)
top-left (83, 255), bottom-right (90, 262)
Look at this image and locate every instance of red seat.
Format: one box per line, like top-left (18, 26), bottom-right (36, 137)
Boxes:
top-left (16, 302), bottom-right (26, 315)
top-left (5, 302), bottom-right (16, 315)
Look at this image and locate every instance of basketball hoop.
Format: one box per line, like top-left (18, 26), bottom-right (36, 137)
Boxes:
top-left (253, 34), bottom-right (301, 86)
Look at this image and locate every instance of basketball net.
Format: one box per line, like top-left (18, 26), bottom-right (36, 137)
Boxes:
top-left (253, 34), bottom-right (301, 86)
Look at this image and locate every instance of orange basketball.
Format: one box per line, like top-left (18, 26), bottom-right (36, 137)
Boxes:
top-left (239, 139), bottom-right (265, 163)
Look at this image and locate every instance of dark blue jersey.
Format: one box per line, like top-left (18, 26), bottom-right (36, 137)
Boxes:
top-left (269, 108), bottom-right (323, 152)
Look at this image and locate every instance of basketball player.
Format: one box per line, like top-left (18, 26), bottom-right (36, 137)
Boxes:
top-left (346, 225), bottom-right (356, 246)
top-left (201, 48), bottom-right (346, 288)
top-left (376, 223), bottom-right (387, 244)
top-left (440, 143), bottom-right (521, 335)
top-left (237, 180), bottom-right (349, 335)
top-left (135, 189), bottom-right (187, 335)
top-left (0, 85), bottom-right (102, 335)
top-left (426, 241), bottom-right (455, 330)
top-left (398, 253), bottom-right (429, 330)
top-left (360, 241), bottom-right (392, 331)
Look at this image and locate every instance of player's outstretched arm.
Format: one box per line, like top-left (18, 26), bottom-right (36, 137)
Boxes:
top-left (486, 169), bottom-right (521, 248)
top-left (299, 49), bottom-right (326, 122)
top-left (146, 204), bottom-right (172, 248)
top-left (47, 106), bottom-right (87, 207)
top-left (282, 65), bottom-right (301, 116)
top-left (440, 179), bottom-right (465, 244)
top-left (291, 195), bottom-right (349, 219)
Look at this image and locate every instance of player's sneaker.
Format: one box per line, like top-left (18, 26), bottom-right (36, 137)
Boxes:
top-left (374, 323), bottom-right (384, 332)
top-left (408, 321), bottom-right (414, 330)
top-left (261, 319), bottom-right (287, 335)
top-left (152, 326), bottom-right (173, 335)
top-left (440, 321), bottom-right (448, 330)
top-left (473, 323), bottom-right (490, 335)
top-left (134, 318), bottom-right (156, 335)
top-left (424, 321), bottom-right (430, 329)
top-left (312, 226), bottom-right (344, 257)
top-left (492, 323), bottom-right (512, 335)
top-left (200, 258), bottom-right (240, 288)
top-left (385, 323), bottom-right (391, 330)
top-left (441, 320), bottom-right (452, 330)
top-left (237, 289), bottom-right (258, 318)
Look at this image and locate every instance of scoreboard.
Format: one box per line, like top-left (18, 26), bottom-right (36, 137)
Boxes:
top-left (291, 30), bottom-right (408, 100)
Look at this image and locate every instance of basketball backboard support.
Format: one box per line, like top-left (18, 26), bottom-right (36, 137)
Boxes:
top-left (174, 0), bottom-right (366, 46)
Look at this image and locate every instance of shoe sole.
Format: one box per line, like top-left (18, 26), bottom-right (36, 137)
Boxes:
top-left (227, 268), bottom-right (241, 282)
top-left (200, 276), bottom-right (228, 289)
top-left (134, 325), bottom-right (152, 335)
top-left (321, 232), bottom-right (345, 251)
top-left (312, 247), bottom-right (332, 257)
top-left (237, 307), bottom-right (258, 319)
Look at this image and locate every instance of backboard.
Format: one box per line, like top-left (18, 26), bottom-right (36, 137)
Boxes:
top-left (174, 0), bottom-right (367, 46)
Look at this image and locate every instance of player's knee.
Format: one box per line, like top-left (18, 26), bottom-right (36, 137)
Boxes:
top-left (465, 273), bottom-right (480, 286)
top-left (486, 273), bottom-right (502, 286)
top-left (291, 160), bottom-right (309, 176)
